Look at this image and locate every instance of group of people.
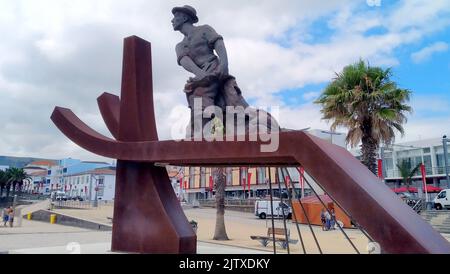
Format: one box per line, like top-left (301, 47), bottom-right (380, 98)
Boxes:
top-left (320, 208), bottom-right (336, 231)
top-left (2, 207), bottom-right (14, 227)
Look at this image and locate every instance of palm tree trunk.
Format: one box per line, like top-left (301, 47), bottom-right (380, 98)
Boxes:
top-left (213, 167), bottom-right (229, 240)
top-left (12, 182), bottom-right (16, 196)
top-left (361, 133), bottom-right (378, 174)
top-left (6, 184), bottom-right (10, 198)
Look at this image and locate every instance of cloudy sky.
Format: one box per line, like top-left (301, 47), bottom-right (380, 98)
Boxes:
top-left (0, 0), bottom-right (449, 162)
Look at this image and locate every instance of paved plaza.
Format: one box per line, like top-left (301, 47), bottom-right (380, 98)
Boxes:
top-left (2, 206), bottom-right (450, 254)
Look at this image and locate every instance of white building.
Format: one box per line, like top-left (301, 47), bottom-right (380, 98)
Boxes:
top-left (62, 167), bottom-right (116, 201)
top-left (352, 137), bottom-right (450, 188)
top-left (24, 160), bottom-right (59, 194)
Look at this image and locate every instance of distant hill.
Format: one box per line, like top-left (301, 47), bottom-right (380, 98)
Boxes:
top-left (0, 156), bottom-right (56, 168)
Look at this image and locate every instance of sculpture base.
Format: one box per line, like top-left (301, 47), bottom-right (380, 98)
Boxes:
top-left (111, 160), bottom-right (196, 253)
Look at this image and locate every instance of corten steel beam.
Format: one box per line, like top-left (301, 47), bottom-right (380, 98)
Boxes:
top-left (51, 36), bottom-right (450, 254)
top-left (55, 36), bottom-right (196, 254)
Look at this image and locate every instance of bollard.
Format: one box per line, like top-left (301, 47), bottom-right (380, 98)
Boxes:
top-left (50, 214), bottom-right (57, 224)
top-left (27, 213), bottom-right (32, 220)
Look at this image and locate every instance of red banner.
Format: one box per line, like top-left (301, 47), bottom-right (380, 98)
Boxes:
top-left (297, 167), bottom-right (305, 189)
top-left (209, 175), bottom-right (213, 191)
top-left (420, 164), bottom-right (427, 190)
top-left (285, 176), bottom-right (290, 188)
top-left (247, 172), bottom-right (252, 192)
top-left (377, 159), bottom-right (383, 178)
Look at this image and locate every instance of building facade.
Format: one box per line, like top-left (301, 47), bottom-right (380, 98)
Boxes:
top-left (172, 129), bottom-right (346, 203)
top-left (23, 158), bottom-right (114, 199)
top-left (381, 138), bottom-right (450, 188)
top-left (351, 137), bottom-right (450, 189)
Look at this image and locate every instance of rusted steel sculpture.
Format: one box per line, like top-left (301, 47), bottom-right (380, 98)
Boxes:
top-left (51, 34), bottom-right (450, 253)
top-left (53, 36), bottom-right (196, 254)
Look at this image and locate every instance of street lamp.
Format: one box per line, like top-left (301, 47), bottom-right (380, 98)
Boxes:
top-left (90, 174), bottom-right (100, 207)
top-left (443, 135), bottom-right (450, 188)
top-left (320, 130), bottom-right (343, 145)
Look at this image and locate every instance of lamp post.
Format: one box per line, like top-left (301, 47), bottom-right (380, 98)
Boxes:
top-left (320, 130), bottom-right (343, 145)
top-left (91, 174), bottom-right (99, 208)
top-left (443, 135), bottom-right (450, 188)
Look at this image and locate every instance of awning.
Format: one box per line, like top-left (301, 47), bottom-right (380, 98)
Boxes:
top-left (392, 186), bottom-right (442, 193)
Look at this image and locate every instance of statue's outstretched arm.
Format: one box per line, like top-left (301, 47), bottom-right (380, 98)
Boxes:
top-left (179, 56), bottom-right (206, 79)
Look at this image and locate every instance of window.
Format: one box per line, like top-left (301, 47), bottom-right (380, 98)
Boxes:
top-left (258, 167), bottom-right (265, 184)
top-left (189, 167), bottom-right (194, 188)
top-left (423, 148), bottom-right (430, 154)
top-left (384, 158), bottom-right (394, 171)
top-left (47, 170), bottom-right (51, 175)
top-left (226, 168), bottom-right (232, 186)
top-left (438, 191), bottom-right (446, 199)
top-left (200, 168), bottom-right (206, 188)
top-left (97, 176), bottom-right (105, 196)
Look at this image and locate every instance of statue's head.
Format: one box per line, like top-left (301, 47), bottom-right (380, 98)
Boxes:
top-left (171, 5), bottom-right (198, 31)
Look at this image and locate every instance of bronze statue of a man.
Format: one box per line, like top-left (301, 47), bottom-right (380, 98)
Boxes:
top-left (172, 5), bottom-right (278, 138)
top-left (171, 5), bottom-right (250, 136)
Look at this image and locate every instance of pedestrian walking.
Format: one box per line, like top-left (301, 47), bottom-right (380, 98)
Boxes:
top-left (320, 209), bottom-right (326, 231)
top-left (330, 208), bottom-right (336, 230)
top-left (2, 207), bottom-right (9, 227)
top-left (8, 207), bottom-right (14, 227)
top-left (324, 209), bottom-right (331, 231)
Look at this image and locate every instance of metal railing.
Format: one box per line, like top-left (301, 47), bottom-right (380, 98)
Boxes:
top-left (411, 198), bottom-right (426, 213)
top-left (385, 166), bottom-right (450, 178)
top-left (197, 198), bottom-right (257, 207)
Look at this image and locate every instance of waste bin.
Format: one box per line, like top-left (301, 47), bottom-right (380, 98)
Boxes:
top-left (27, 213), bottom-right (32, 220)
top-left (50, 214), bottom-right (57, 224)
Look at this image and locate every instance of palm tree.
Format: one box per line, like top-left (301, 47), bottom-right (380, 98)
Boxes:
top-left (396, 160), bottom-right (421, 192)
top-left (211, 117), bottom-right (229, 240)
top-left (315, 59), bottom-right (412, 174)
top-left (6, 167), bottom-right (30, 196)
top-left (0, 170), bottom-right (9, 197)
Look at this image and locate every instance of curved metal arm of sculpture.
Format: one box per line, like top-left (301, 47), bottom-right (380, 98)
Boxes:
top-left (49, 104), bottom-right (450, 254)
top-left (97, 92), bottom-right (120, 139)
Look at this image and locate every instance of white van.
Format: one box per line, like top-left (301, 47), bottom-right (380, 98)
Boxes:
top-left (434, 189), bottom-right (450, 210)
top-left (51, 191), bottom-right (68, 201)
top-left (254, 200), bottom-right (292, 219)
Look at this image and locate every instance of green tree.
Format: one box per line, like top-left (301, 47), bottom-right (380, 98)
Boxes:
top-left (396, 160), bottom-right (421, 192)
top-left (211, 117), bottom-right (229, 240)
top-left (6, 167), bottom-right (30, 197)
top-left (315, 60), bottom-right (412, 174)
top-left (0, 170), bottom-right (9, 197)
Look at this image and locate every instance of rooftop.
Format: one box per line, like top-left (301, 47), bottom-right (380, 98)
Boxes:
top-left (27, 160), bottom-right (57, 167)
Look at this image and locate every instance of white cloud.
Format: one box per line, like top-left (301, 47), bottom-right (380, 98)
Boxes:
top-left (411, 42), bottom-right (449, 63)
top-left (302, 91), bottom-right (320, 101)
top-left (0, 0), bottom-right (449, 160)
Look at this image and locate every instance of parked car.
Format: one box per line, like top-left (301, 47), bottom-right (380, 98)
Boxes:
top-left (254, 200), bottom-right (292, 219)
top-left (433, 189), bottom-right (450, 210)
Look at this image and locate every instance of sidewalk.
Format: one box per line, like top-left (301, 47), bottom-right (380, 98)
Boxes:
top-left (8, 241), bottom-right (271, 254)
